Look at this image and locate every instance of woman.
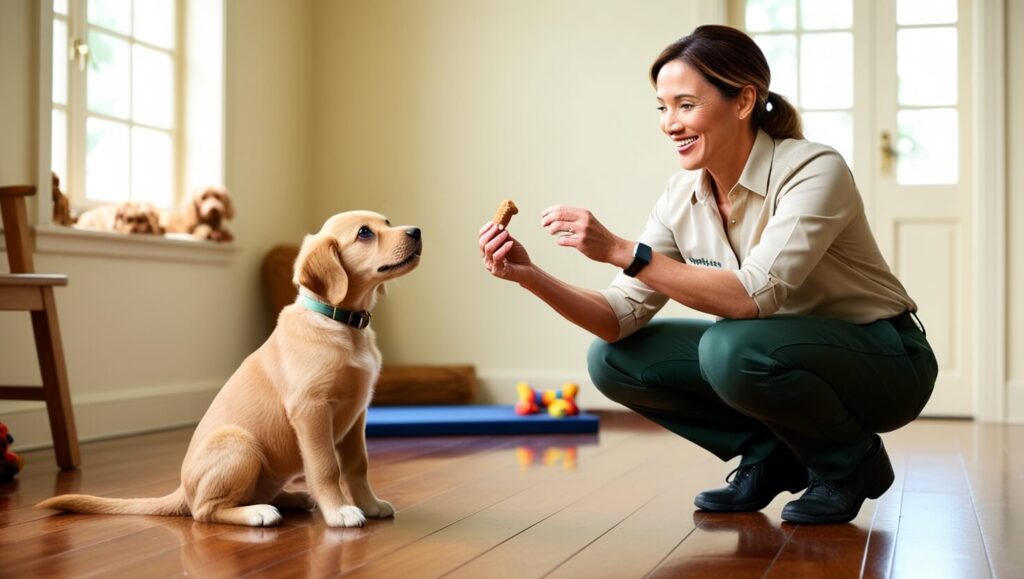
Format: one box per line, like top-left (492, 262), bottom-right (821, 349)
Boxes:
top-left (477, 25), bottom-right (937, 525)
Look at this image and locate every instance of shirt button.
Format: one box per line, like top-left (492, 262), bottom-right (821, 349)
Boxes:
top-left (730, 219), bottom-right (736, 224)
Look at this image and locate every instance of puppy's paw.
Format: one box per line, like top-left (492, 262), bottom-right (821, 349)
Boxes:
top-left (361, 499), bottom-right (395, 519)
top-left (244, 505), bottom-right (283, 527)
top-left (327, 505), bottom-right (366, 528)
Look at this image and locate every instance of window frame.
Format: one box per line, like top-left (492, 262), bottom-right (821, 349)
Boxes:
top-left (31, 0), bottom-right (231, 263)
top-left (727, 0), bottom-right (863, 173)
top-left (53, 0), bottom-right (185, 211)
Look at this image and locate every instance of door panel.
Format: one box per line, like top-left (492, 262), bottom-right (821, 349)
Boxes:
top-left (873, 0), bottom-right (972, 416)
top-left (736, 0), bottom-right (974, 416)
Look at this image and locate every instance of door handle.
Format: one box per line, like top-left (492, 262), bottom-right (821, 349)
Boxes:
top-left (880, 131), bottom-right (897, 175)
top-left (71, 38), bottom-right (90, 72)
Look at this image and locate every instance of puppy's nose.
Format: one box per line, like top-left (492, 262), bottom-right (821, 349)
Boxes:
top-left (405, 227), bottom-right (421, 240)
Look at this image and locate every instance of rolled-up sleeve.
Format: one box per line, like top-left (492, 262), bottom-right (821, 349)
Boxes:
top-left (599, 186), bottom-right (682, 340)
top-left (734, 149), bottom-right (858, 317)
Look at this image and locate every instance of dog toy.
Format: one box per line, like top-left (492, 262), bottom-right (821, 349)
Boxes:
top-left (1, 422), bottom-right (24, 480)
top-left (492, 199), bottom-right (518, 229)
top-left (514, 382), bottom-right (580, 418)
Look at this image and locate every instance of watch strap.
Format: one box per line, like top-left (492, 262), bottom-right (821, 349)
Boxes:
top-left (623, 242), bottom-right (652, 277)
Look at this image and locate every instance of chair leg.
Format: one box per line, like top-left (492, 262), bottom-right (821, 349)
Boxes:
top-left (31, 288), bottom-right (80, 469)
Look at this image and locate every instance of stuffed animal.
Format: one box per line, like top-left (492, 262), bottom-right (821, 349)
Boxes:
top-left (52, 172), bottom-right (75, 226)
top-left (160, 186), bottom-right (235, 242)
top-left (514, 382), bottom-right (580, 418)
top-left (1, 422), bottom-right (24, 480)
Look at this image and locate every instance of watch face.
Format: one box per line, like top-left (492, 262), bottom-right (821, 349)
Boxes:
top-left (624, 243), bottom-right (651, 277)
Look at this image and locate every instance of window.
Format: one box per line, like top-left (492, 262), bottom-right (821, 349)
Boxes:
top-left (892, 0), bottom-right (960, 185)
top-left (737, 0), bottom-right (963, 184)
top-left (741, 0), bottom-right (855, 167)
top-left (52, 0), bottom-right (179, 209)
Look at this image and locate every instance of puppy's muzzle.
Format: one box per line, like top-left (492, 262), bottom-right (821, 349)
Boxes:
top-left (377, 228), bottom-right (423, 272)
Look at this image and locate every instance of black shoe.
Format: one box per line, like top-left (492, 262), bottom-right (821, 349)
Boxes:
top-left (694, 447), bottom-right (809, 512)
top-left (781, 435), bottom-right (895, 524)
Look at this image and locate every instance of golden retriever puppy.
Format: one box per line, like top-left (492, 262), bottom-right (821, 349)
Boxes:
top-left (75, 201), bottom-right (163, 234)
top-left (162, 186), bottom-right (235, 242)
top-left (39, 211), bottom-right (423, 527)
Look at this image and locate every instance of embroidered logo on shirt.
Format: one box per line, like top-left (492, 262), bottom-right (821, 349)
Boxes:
top-left (686, 256), bottom-right (723, 268)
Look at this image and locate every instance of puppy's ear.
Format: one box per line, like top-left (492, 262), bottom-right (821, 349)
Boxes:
top-left (219, 189), bottom-right (235, 220)
top-left (183, 191), bottom-right (200, 229)
top-left (294, 235), bottom-right (348, 305)
top-left (113, 204), bottom-right (128, 231)
top-left (146, 208), bottom-right (163, 234)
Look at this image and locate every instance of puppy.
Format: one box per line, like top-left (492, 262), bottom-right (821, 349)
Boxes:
top-left (75, 201), bottom-right (163, 234)
top-left (51, 172), bottom-right (74, 226)
top-left (162, 186), bottom-right (235, 242)
top-left (39, 211), bottom-right (423, 527)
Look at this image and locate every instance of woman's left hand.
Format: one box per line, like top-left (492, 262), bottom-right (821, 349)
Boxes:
top-left (541, 205), bottom-right (632, 268)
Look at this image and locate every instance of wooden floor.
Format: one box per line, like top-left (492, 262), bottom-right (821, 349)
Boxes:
top-left (2, 412), bottom-right (1022, 578)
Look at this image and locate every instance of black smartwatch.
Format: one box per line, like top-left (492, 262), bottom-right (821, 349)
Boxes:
top-left (623, 242), bottom-right (652, 277)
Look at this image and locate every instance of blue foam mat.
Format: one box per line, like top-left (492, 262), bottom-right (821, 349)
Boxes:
top-left (365, 405), bottom-right (599, 437)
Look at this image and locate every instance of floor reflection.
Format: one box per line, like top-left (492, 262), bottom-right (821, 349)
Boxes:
top-left (516, 445), bottom-right (578, 471)
top-left (157, 513), bottom-right (376, 578)
top-left (512, 434), bottom-right (599, 472)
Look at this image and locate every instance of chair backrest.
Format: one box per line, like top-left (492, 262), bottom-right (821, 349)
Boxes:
top-left (0, 185), bottom-right (37, 274)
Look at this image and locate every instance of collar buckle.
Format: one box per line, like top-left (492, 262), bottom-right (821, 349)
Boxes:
top-left (330, 305), bottom-right (370, 329)
top-left (350, 311), bottom-right (371, 329)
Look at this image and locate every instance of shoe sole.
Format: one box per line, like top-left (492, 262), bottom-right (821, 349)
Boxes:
top-left (694, 497), bottom-right (773, 512)
top-left (694, 482), bottom-right (808, 513)
top-left (780, 499), bottom-right (864, 524)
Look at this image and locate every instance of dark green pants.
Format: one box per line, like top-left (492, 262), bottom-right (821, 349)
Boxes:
top-left (587, 315), bottom-right (937, 479)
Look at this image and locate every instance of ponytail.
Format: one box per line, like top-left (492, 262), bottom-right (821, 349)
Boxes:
top-left (756, 91), bottom-right (803, 140)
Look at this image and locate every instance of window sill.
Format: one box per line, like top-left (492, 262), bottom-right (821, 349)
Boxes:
top-left (24, 224), bottom-right (237, 264)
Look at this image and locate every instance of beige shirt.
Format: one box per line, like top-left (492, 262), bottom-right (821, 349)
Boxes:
top-left (600, 130), bottom-right (917, 339)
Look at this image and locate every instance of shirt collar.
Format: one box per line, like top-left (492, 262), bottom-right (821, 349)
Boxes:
top-left (690, 129), bottom-right (776, 203)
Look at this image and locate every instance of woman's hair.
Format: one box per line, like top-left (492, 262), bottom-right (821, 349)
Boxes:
top-left (650, 25), bottom-right (803, 140)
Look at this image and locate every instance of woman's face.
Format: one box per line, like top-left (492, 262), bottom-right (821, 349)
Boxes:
top-left (655, 59), bottom-right (748, 172)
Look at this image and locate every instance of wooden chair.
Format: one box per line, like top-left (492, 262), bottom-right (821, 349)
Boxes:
top-left (0, 185), bottom-right (80, 469)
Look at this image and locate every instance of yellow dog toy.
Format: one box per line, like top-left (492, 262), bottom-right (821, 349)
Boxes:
top-left (515, 382), bottom-right (580, 418)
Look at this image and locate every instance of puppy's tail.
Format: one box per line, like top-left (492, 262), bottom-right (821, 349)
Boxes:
top-left (36, 486), bottom-right (189, 517)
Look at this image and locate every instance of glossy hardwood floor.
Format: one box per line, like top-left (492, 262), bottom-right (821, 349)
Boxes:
top-left (2, 412), bottom-right (1021, 578)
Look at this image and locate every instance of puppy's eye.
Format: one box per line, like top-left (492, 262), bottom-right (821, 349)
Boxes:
top-left (357, 226), bottom-right (374, 240)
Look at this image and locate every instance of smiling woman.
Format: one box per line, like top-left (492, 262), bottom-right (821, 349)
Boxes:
top-left (477, 24), bottom-right (937, 526)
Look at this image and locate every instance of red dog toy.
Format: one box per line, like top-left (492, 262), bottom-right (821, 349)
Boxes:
top-left (1, 422), bottom-right (25, 480)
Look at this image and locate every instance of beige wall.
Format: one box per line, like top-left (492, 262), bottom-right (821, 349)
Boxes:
top-left (0, 0), bottom-right (35, 186)
top-left (310, 0), bottom-right (715, 404)
top-left (0, 0), bottom-right (314, 447)
top-left (1007, 0), bottom-right (1024, 411)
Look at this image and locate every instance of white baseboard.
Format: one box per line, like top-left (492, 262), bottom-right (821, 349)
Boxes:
top-left (1007, 379), bottom-right (1024, 424)
top-left (476, 370), bottom-right (627, 411)
top-left (0, 370), bottom-right (629, 452)
top-left (0, 379), bottom-right (223, 451)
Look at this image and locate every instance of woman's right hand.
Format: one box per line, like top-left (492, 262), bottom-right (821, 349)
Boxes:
top-left (479, 221), bottom-right (533, 283)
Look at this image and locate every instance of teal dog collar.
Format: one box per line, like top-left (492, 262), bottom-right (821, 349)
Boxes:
top-left (298, 294), bottom-right (371, 329)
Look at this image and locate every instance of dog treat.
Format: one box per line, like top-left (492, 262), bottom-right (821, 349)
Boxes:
top-left (492, 199), bottom-right (519, 229)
